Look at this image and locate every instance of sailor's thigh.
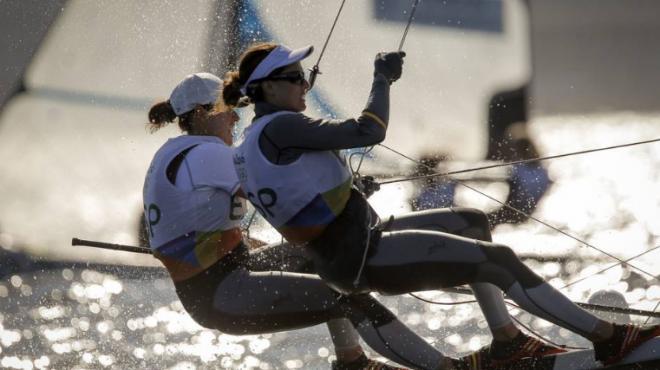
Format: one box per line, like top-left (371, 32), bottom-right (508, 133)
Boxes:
top-left (213, 268), bottom-right (340, 319)
top-left (370, 230), bottom-right (487, 265)
top-left (248, 242), bottom-right (315, 273)
top-left (386, 207), bottom-right (488, 235)
top-left (365, 230), bottom-right (489, 294)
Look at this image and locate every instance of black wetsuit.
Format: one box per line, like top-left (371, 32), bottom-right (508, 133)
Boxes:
top-left (174, 239), bottom-right (451, 370)
top-left (175, 206), bottom-right (525, 370)
top-left (251, 75), bottom-right (602, 349)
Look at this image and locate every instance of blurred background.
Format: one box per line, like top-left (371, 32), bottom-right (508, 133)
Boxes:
top-left (1, 0), bottom-right (659, 369)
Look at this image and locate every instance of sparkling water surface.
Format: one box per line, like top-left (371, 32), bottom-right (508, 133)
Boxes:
top-left (1, 113), bottom-right (659, 369)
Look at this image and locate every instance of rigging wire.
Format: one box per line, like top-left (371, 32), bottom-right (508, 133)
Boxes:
top-left (426, 291), bottom-right (588, 350)
top-left (379, 138), bottom-right (660, 327)
top-left (374, 142), bottom-right (660, 283)
top-left (377, 137), bottom-right (660, 186)
top-left (376, 139), bottom-right (660, 329)
top-left (645, 301), bottom-right (660, 325)
top-left (560, 244), bottom-right (660, 290)
top-left (305, 0), bottom-right (660, 325)
top-left (307, 0), bottom-right (347, 90)
top-left (398, 0), bottom-right (421, 52)
top-left (408, 286), bottom-right (660, 349)
top-left (510, 314), bottom-right (587, 350)
top-left (243, 209), bottom-right (258, 239)
top-left (350, 0), bottom-right (420, 178)
top-left (349, 147), bottom-right (376, 183)
top-left (457, 181), bottom-right (658, 282)
top-left (410, 283), bottom-right (660, 318)
top-left (409, 292), bottom-right (476, 306)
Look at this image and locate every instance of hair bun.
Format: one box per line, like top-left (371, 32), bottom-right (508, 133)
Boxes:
top-left (147, 100), bottom-right (177, 132)
top-left (222, 71), bottom-right (245, 107)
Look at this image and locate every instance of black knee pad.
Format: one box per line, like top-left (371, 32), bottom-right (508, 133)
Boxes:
top-left (480, 244), bottom-right (543, 288)
top-left (451, 208), bottom-right (492, 241)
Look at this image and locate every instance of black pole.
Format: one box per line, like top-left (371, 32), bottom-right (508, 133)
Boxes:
top-left (72, 237), bottom-right (660, 318)
top-left (71, 238), bottom-right (152, 255)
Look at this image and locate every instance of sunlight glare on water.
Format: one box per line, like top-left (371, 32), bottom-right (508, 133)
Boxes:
top-left (2, 113), bottom-right (659, 368)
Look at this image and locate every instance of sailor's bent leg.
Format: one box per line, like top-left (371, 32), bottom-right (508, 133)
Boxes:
top-left (339, 293), bottom-right (448, 370)
top-left (211, 268), bottom-right (342, 334)
top-left (212, 268), bottom-right (446, 369)
top-left (386, 209), bottom-right (512, 329)
top-left (387, 207), bottom-right (492, 241)
top-left (365, 230), bottom-right (600, 338)
top-left (248, 243), bottom-right (363, 358)
top-left (249, 242), bottom-right (315, 273)
top-left (476, 243), bottom-right (601, 337)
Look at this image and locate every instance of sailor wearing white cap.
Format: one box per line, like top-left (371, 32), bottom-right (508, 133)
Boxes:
top-left (144, 72), bottom-right (410, 370)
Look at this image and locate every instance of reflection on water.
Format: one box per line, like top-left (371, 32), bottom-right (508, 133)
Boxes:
top-left (1, 113), bottom-right (660, 369)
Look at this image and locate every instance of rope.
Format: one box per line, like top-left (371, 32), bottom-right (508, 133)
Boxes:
top-left (377, 137), bottom-right (660, 186)
top-left (243, 209), bottom-right (258, 240)
top-left (560, 244), bottom-right (660, 290)
top-left (645, 301), bottom-right (660, 325)
top-left (349, 147), bottom-right (375, 179)
top-left (398, 0), bottom-right (421, 52)
top-left (349, 0), bottom-right (421, 181)
top-left (510, 315), bottom-right (587, 350)
top-left (380, 136), bottom-right (660, 324)
top-left (308, 0), bottom-right (347, 89)
top-left (374, 141), bottom-right (660, 283)
top-left (409, 292), bottom-right (476, 306)
top-left (458, 181), bottom-right (658, 282)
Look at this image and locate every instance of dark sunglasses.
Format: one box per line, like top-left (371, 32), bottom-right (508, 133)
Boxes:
top-left (266, 71), bottom-right (307, 85)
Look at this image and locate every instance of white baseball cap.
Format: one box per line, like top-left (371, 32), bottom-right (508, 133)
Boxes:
top-left (240, 44), bottom-right (314, 95)
top-left (169, 72), bottom-right (222, 116)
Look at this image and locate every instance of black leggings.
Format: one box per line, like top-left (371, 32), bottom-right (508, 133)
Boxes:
top-left (180, 203), bottom-right (600, 369)
top-left (365, 207), bottom-right (542, 294)
top-left (310, 192), bottom-right (601, 339)
top-left (202, 207), bottom-right (516, 370)
top-left (209, 243), bottom-right (447, 369)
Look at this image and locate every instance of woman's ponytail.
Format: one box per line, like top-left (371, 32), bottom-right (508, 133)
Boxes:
top-left (222, 71), bottom-right (245, 108)
top-left (147, 100), bottom-right (177, 133)
top-left (221, 42), bottom-right (279, 107)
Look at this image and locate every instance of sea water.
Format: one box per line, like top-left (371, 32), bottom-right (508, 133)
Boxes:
top-left (1, 112), bottom-right (659, 369)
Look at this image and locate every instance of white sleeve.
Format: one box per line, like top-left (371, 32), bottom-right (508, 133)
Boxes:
top-left (182, 142), bottom-right (240, 194)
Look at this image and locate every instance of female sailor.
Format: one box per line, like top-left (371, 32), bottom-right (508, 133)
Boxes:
top-left (226, 43), bottom-right (660, 369)
top-left (143, 71), bottom-right (461, 370)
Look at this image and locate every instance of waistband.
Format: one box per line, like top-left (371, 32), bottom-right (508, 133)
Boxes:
top-left (173, 241), bottom-right (249, 328)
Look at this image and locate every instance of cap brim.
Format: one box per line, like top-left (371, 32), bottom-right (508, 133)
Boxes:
top-left (287, 45), bottom-right (314, 64)
top-left (241, 44), bottom-right (315, 95)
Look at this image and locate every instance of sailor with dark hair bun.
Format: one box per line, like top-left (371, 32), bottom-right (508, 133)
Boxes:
top-left (144, 71), bottom-right (431, 370)
top-left (228, 42), bottom-right (660, 370)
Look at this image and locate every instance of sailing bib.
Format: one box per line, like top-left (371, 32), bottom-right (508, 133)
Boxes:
top-left (234, 112), bottom-right (352, 233)
top-left (143, 135), bottom-right (246, 280)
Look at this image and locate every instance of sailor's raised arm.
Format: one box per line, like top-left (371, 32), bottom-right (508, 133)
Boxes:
top-left (261, 51), bottom-right (405, 152)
